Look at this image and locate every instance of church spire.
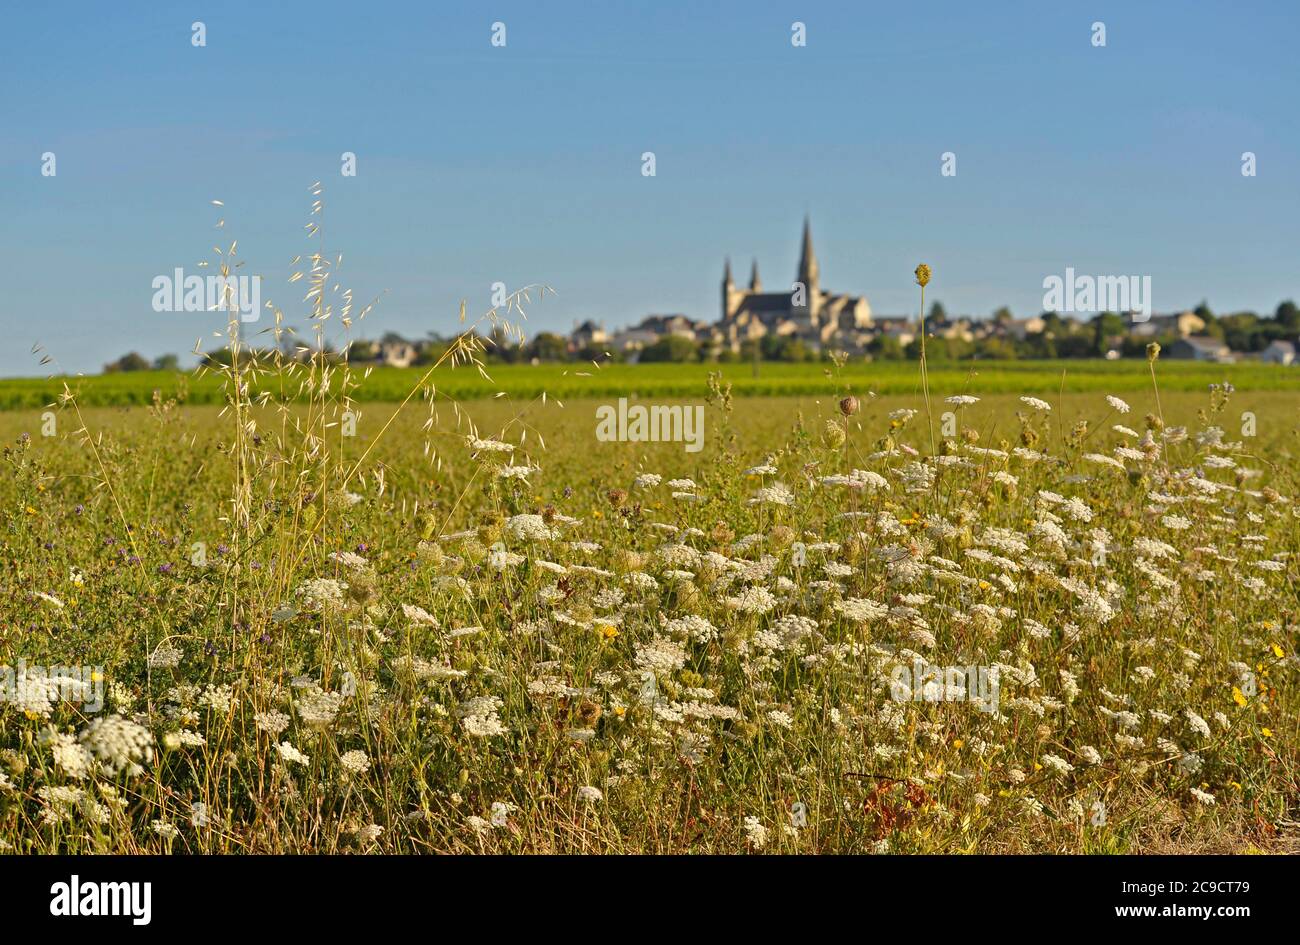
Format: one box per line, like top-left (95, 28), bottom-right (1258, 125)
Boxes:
top-left (797, 216), bottom-right (819, 286)
top-left (721, 256), bottom-right (736, 321)
top-left (749, 258), bottom-right (762, 291)
top-left (794, 216), bottom-right (821, 324)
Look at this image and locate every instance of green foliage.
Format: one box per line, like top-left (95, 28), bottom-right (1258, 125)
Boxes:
top-left (638, 334), bottom-right (699, 363)
top-left (103, 352), bottom-right (151, 373)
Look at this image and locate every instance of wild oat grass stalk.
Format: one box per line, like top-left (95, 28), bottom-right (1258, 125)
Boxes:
top-left (914, 264), bottom-right (936, 458)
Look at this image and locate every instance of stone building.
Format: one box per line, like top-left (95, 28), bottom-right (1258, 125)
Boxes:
top-left (720, 218), bottom-right (872, 351)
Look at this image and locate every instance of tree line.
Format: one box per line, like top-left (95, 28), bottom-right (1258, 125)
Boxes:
top-left (102, 300), bottom-right (1300, 372)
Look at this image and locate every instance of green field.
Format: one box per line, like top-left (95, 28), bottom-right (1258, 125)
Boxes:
top-left (4, 358), bottom-right (1299, 411)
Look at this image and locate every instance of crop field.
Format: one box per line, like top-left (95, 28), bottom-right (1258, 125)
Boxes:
top-left (4, 357), bottom-right (1300, 411)
top-left (0, 349), bottom-right (1297, 855)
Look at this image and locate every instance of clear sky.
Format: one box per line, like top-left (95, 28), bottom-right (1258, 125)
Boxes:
top-left (2, 0), bottom-right (1297, 376)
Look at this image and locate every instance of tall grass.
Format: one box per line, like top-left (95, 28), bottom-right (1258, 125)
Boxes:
top-left (0, 196), bottom-right (1295, 854)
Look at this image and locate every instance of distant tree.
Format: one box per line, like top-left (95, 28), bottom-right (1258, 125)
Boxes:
top-left (574, 343), bottom-right (618, 364)
top-left (528, 332), bottom-right (569, 362)
top-left (152, 353), bottom-right (181, 371)
top-left (927, 301), bottom-right (947, 323)
top-left (905, 336), bottom-right (971, 360)
top-left (1218, 312), bottom-right (1260, 352)
top-left (760, 335), bottom-right (810, 362)
top-left (868, 334), bottom-right (905, 360)
top-left (1119, 335), bottom-right (1150, 359)
top-left (992, 306), bottom-right (1014, 324)
top-left (975, 337), bottom-right (1018, 360)
top-left (780, 338), bottom-right (810, 362)
top-left (1275, 300), bottom-right (1300, 331)
top-left (484, 325), bottom-right (524, 363)
top-left (1194, 300), bottom-right (1215, 324)
top-left (200, 348), bottom-right (234, 367)
top-left (1040, 311), bottom-right (1069, 336)
top-left (104, 352), bottom-right (151, 373)
top-left (639, 334), bottom-right (699, 363)
top-left (349, 339), bottom-right (379, 361)
top-left (1016, 333), bottom-right (1055, 359)
top-left (941, 337), bottom-right (974, 360)
top-left (1092, 312), bottom-right (1126, 355)
top-left (414, 340), bottom-right (452, 365)
top-left (1054, 335), bottom-right (1096, 358)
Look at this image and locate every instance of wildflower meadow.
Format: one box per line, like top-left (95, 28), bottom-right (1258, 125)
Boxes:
top-left (1, 223), bottom-right (1296, 855)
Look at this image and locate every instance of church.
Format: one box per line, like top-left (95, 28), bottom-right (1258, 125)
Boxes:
top-left (720, 218), bottom-right (873, 351)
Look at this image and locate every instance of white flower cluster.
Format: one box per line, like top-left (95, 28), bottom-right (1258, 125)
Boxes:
top-left (458, 695), bottom-right (507, 738)
top-left (78, 714), bottom-right (154, 777)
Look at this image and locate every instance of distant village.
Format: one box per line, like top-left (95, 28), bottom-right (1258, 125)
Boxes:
top-left (111, 219), bottom-right (1300, 373)
top-left (354, 220), bottom-right (1300, 370)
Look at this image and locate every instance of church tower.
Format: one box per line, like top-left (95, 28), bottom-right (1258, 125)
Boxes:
top-left (794, 216), bottom-right (821, 324)
top-left (749, 259), bottom-right (762, 292)
top-left (722, 257), bottom-right (738, 320)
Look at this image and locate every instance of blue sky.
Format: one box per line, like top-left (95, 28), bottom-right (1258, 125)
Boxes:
top-left (2, 0), bottom-right (1297, 376)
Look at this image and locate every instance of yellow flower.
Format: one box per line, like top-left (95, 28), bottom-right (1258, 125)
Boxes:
top-left (1261, 727), bottom-right (1273, 738)
top-left (1271, 643), bottom-right (1285, 658)
top-left (914, 263), bottom-right (931, 288)
top-left (953, 739), bottom-right (964, 749)
top-left (597, 624), bottom-right (619, 641)
top-left (613, 706), bottom-right (627, 719)
top-left (1232, 687), bottom-right (1248, 707)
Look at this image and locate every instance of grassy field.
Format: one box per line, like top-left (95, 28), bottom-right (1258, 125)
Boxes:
top-left (0, 353), bottom-right (1297, 853)
top-left (4, 357), bottom-right (1300, 410)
